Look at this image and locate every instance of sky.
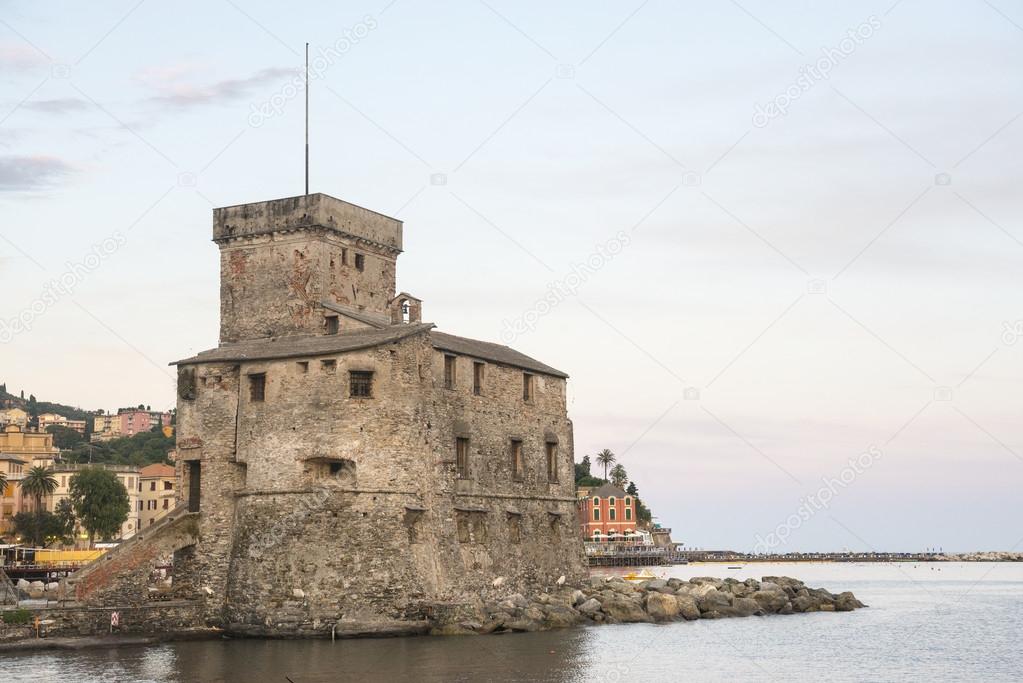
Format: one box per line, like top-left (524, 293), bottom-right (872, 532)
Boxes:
top-left (1, 0), bottom-right (1021, 553)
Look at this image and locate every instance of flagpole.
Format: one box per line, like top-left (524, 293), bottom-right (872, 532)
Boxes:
top-left (305, 42), bottom-right (309, 197)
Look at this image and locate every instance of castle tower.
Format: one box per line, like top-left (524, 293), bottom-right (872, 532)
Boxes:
top-left (213, 193), bottom-right (403, 343)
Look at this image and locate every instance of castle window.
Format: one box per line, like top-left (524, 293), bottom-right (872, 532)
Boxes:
top-left (523, 373), bottom-right (534, 402)
top-left (473, 362), bottom-right (484, 395)
top-left (546, 442), bottom-right (558, 483)
top-left (321, 359), bottom-right (337, 374)
top-left (455, 437), bottom-right (470, 479)
top-left (349, 371), bottom-right (373, 398)
top-left (507, 513), bottom-right (521, 543)
top-left (325, 315), bottom-right (339, 335)
top-left (593, 508), bottom-right (600, 521)
top-left (510, 439), bottom-right (523, 481)
top-left (248, 373), bottom-right (266, 402)
top-left (355, 253), bottom-right (365, 271)
top-left (456, 512), bottom-right (470, 543)
top-left (444, 355), bottom-right (457, 389)
top-left (341, 248), bottom-right (348, 265)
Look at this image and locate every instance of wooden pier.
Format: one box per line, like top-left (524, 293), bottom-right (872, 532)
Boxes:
top-left (584, 542), bottom-right (687, 567)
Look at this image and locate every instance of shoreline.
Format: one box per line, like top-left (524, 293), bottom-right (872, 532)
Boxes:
top-left (1, 573), bottom-right (866, 653)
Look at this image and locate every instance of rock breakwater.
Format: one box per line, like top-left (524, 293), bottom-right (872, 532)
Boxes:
top-left (434, 575), bottom-right (865, 636)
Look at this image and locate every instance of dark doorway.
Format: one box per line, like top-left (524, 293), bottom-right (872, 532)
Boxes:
top-left (188, 462), bottom-right (201, 513)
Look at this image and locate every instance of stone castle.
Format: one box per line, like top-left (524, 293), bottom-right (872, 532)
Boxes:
top-left (162, 192), bottom-right (586, 634)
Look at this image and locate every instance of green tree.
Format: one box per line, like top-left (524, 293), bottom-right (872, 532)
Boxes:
top-left (54, 498), bottom-right (78, 546)
top-left (19, 466), bottom-right (57, 512)
top-left (610, 463), bottom-right (628, 488)
top-left (12, 511), bottom-right (63, 547)
top-left (595, 449), bottom-right (616, 481)
top-left (27, 394), bottom-right (37, 417)
top-left (69, 468), bottom-right (130, 545)
top-left (0, 469), bottom-right (7, 497)
top-left (626, 481), bottom-right (638, 497)
top-left (47, 424), bottom-right (84, 450)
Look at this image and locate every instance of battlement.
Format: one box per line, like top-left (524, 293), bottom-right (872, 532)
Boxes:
top-left (213, 193), bottom-right (402, 253)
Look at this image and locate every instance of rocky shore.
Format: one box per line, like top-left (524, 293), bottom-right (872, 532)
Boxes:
top-left (433, 575), bottom-right (865, 635)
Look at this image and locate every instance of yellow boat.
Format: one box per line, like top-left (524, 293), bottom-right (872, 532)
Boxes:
top-left (623, 569), bottom-right (657, 582)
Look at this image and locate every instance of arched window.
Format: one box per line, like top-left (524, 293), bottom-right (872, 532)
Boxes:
top-left (592, 496), bottom-right (599, 506)
top-left (609, 496), bottom-right (616, 506)
top-left (593, 508), bottom-right (600, 521)
top-left (592, 530), bottom-right (602, 540)
top-left (609, 508), bottom-right (616, 521)
top-left (625, 497), bottom-right (631, 506)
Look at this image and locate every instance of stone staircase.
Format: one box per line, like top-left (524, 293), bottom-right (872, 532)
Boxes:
top-left (62, 505), bottom-right (200, 607)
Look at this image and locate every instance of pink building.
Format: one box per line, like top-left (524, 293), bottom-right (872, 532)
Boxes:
top-left (117, 408), bottom-right (172, 437)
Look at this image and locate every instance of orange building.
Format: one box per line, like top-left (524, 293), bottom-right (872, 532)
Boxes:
top-left (576, 483), bottom-right (637, 542)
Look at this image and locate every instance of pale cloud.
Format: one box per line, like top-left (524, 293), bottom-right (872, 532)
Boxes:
top-left (0, 155), bottom-right (74, 191)
top-left (144, 66), bottom-right (297, 108)
top-left (0, 44), bottom-right (46, 69)
top-left (23, 98), bottom-right (90, 114)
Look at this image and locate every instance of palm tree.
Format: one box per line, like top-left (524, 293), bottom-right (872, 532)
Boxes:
top-left (595, 449), bottom-right (616, 481)
top-left (20, 466), bottom-right (58, 513)
top-left (610, 464), bottom-right (628, 488)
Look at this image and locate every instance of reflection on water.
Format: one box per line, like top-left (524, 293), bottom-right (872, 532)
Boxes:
top-left (5, 562), bottom-right (1022, 682)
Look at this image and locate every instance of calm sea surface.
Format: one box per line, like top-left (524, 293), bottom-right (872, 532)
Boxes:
top-left (4, 562), bottom-right (1021, 682)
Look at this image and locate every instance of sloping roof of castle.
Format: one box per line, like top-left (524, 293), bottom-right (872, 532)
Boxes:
top-left (172, 325), bottom-right (569, 378)
top-left (429, 331), bottom-right (569, 378)
top-left (170, 324), bottom-right (434, 365)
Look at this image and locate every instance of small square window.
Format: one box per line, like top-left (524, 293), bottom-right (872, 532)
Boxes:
top-left (297, 361), bottom-right (309, 373)
top-left (248, 373), bottom-right (266, 402)
top-left (325, 316), bottom-right (339, 335)
top-left (355, 253), bottom-right (365, 271)
top-left (350, 371), bottom-right (373, 398)
top-left (321, 359), bottom-right (337, 374)
top-left (341, 248), bottom-right (348, 266)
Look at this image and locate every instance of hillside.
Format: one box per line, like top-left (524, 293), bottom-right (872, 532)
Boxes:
top-left (0, 384), bottom-right (96, 423)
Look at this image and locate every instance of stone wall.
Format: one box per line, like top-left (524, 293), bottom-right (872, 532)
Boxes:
top-left (65, 510), bottom-right (199, 607)
top-left (0, 602), bottom-right (202, 641)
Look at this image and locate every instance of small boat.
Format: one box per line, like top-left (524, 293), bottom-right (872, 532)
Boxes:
top-left (727, 566), bottom-right (743, 570)
top-left (623, 569), bottom-right (657, 582)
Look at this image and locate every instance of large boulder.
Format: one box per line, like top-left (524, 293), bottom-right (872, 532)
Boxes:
top-left (689, 583), bottom-right (720, 598)
top-left (835, 592), bottom-right (865, 611)
top-left (697, 588), bottom-right (733, 613)
top-left (601, 596), bottom-right (652, 623)
top-left (675, 594), bottom-right (701, 620)
top-left (577, 598), bottom-right (602, 615)
top-left (730, 597), bottom-right (762, 617)
top-left (645, 592), bottom-right (680, 621)
top-left (791, 595), bottom-right (818, 613)
top-left (544, 605), bottom-right (583, 629)
top-left (751, 589), bottom-right (789, 613)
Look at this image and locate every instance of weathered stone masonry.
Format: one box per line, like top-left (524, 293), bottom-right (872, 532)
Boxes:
top-left (170, 192), bottom-right (586, 635)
